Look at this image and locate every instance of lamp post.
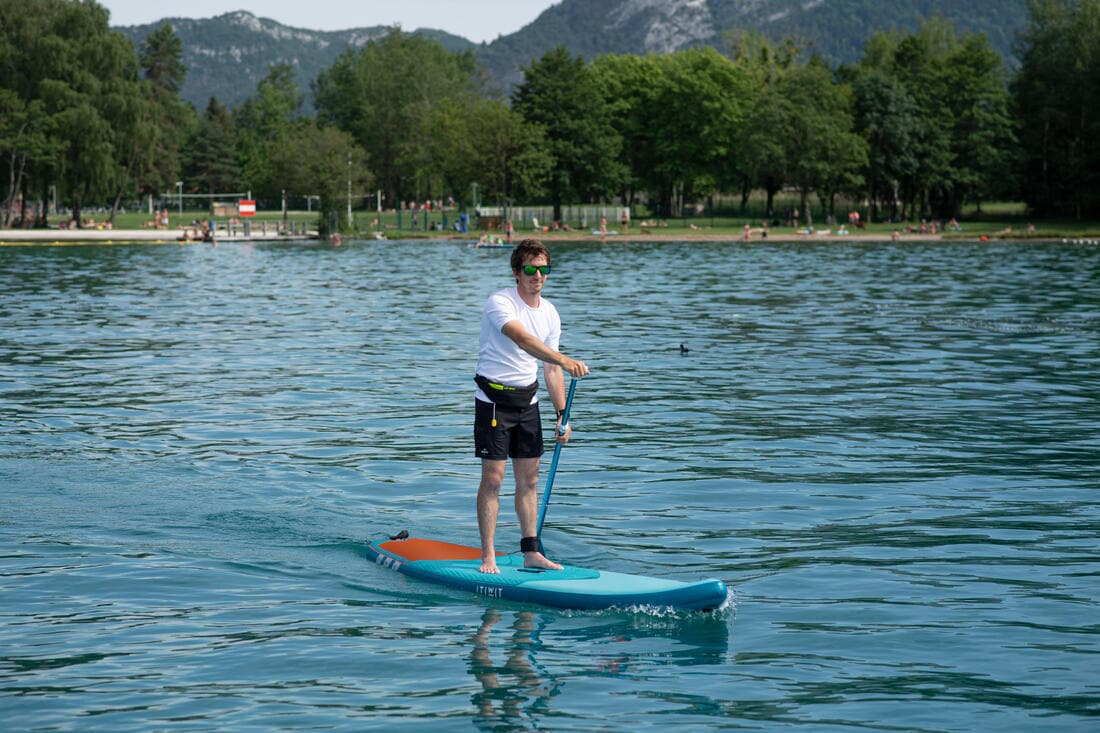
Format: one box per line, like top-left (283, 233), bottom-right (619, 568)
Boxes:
top-left (176, 181), bottom-right (183, 217)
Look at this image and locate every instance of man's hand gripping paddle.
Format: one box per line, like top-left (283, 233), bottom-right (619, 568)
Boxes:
top-left (535, 377), bottom-right (578, 552)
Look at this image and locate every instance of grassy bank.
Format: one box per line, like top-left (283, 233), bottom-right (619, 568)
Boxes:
top-left (38, 202), bottom-right (1100, 242)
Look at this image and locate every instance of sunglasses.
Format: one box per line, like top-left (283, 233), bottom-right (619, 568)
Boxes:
top-left (521, 264), bottom-right (551, 276)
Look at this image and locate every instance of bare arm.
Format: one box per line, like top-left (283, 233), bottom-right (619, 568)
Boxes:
top-left (501, 321), bottom-right (589, 378)
top-left (543, 362), bottom-right (566, 413)
top-left (543, 361), bottom-right (572, 442)
top-left (501, 319), bottom-right (587, 443)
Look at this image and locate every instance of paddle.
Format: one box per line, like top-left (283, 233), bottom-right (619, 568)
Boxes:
top-left (536, 377), bottom-right (578, 545)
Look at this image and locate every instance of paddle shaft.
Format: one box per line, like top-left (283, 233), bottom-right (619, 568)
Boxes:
top-left (536, 377), bottom-right (578, 539)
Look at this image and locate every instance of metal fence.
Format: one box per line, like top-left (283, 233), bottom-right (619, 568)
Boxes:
top-left (476, 205), bottom-right (630, 231)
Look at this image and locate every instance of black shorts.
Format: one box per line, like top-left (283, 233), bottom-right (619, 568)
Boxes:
top-left (474, 399), bottom-right (544, 461)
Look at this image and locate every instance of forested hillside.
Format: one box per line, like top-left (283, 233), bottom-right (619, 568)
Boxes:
top-left (115, 0), bottom-right (1028, 110)
top-left (115, 11), bottom-right (475, 111)
top-left (479, 0), bottom-right (1027, 89)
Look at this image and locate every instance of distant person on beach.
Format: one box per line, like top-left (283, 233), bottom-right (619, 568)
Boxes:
top-left (473, 239), bottom-right (589, 575)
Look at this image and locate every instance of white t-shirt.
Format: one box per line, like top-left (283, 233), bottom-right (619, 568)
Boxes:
top-left (476, 287), bottom-right (561, 403)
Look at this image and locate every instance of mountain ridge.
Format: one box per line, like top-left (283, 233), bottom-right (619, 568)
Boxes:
top-left (116, 10), bottom-right (477, 111)
top-left (114, 1), bottom-right (1028, 111)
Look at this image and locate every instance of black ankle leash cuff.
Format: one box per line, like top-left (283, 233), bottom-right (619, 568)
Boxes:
top-left (520, 536), bottom-right (540, 553)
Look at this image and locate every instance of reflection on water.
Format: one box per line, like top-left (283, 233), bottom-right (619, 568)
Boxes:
top-left (468, 607), bottom-right (733, 730)
top-left (470, 610), bottom-right (556, 728)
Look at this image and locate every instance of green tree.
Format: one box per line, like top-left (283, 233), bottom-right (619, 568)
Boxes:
top-left (647, 48), bottom-right (753, 217)
top-left (100, 21), bottom-right (196, 224)
top-left (512, 46), bottom-right (623, 222)
top-left (2, 0), bottom-right (137, 225)
top-left (740, 91), bottom-right (796, 218)
top-left (0, 90), bottom-right (53, 226)
top-left (725, 31), bottom-right (801, 213)
top-left (313, 28), bottom-right (480, 208)
top-left (184, 98), bottom-right (240, 195)
top-left (890, 32), bottom-right (954, 219)
top-left (421, 97), bottom-right (551, 209)
top-left (265, 122), bottom-right (370, 234)
top-left (235, 63), bottom-right (304, 197)
top-left (871, 19), bottom-right (1016, 220)
top-left (1, 1), bottom-right (56, 225)
top-left (939, 33), bottom-right (1016, 215)
top-left (849, 67), bottom-right (920, 221)
top-left (140, 23), bottom-right (185, 95)
top-left (589, 53), bottom-right (661, 209)
top-left (39, 1), bottom-right (146, 225)
top-left (1014, 0), bottom-right (1100, 217)
top-left (766, 58), bottom-right (866, 226)
top-left (103, 76), bottom-right (152, 223)
top-left (132, 23), bottom-right (194, 206)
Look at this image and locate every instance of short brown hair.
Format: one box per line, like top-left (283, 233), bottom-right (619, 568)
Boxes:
top-left (510, 239), bottom-right (551, 272)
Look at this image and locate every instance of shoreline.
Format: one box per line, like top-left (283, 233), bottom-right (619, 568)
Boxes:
top-left (0, 228), bottom-right (318, 245)
top-left (0, 228), bottom-right (1087, 246)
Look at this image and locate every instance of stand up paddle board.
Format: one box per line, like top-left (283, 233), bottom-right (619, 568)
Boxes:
top-left (366, 534), bottom-right (728, 612)
top-left (371, 381), bottom-right (728, 611)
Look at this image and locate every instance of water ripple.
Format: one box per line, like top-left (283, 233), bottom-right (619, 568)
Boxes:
top-left (2, 239), bottom-right (1098, 731)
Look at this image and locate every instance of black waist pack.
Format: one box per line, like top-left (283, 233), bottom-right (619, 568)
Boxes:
top-left (475, 374), bottom-right (538, 409)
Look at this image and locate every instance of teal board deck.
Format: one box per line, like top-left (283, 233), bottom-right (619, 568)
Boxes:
top-left (366, 535), bottom-right (728, 612)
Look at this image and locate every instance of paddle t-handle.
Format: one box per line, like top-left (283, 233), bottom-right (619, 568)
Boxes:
top-left (536, 377), bottom-right (578, 540)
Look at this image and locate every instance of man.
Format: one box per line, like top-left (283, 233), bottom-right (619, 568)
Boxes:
top-left (474, 239), bottom-right (590, 574)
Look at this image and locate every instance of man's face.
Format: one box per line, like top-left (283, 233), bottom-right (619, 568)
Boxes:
top-left (515, 255), bottom-right (550, 297)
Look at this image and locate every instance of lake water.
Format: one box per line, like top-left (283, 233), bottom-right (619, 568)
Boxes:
top-left (2, 238), bottom-right (1098, 731)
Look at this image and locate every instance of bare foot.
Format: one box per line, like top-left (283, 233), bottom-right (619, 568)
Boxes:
top-left (523, 552), bottom-right (563, 571)
top-left (479, 557), bottom-right (500, 574)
